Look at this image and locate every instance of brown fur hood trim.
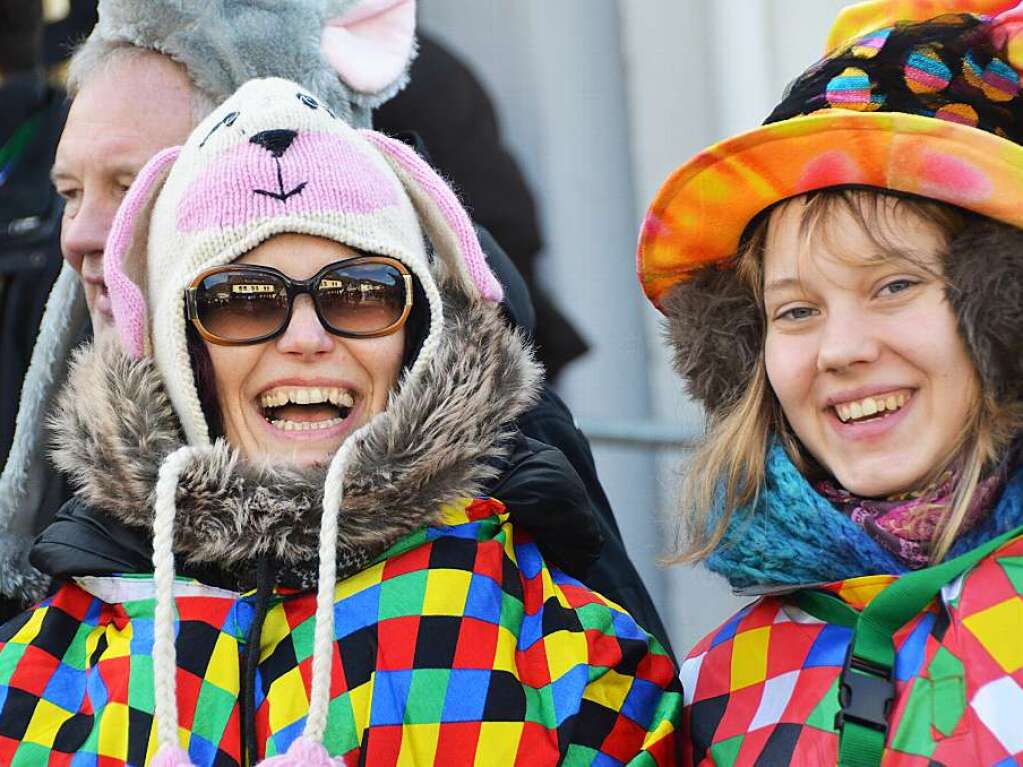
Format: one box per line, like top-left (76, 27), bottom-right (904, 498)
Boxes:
top-left (663, 219), bottom-right (1023, 414)
top-left (49, 288), bottom-right (541, 580)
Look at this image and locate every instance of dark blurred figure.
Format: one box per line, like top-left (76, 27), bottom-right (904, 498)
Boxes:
top-left (0, 0), bottom-right (67, 468)
top-left (375, 34), bottom-right (588, 382)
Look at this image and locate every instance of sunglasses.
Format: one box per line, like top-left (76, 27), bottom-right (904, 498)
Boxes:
top-left (186, 256), bottom-right (413, 346)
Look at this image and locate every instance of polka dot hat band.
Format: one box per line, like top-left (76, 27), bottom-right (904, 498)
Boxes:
top-left (638, 0), bottom-right (1023, 310)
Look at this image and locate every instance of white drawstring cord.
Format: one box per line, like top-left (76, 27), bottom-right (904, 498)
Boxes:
top-left (152, 446), bottom-right (197, 755)
top-left (302, 427), bottom-right (368, 743)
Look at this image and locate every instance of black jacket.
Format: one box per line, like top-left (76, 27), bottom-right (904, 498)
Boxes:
top-left (0, 77), bottom-right (65, 470)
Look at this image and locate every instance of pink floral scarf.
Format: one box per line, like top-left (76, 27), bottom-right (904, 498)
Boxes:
top-left (817, 469), bottom-right (1007, 569)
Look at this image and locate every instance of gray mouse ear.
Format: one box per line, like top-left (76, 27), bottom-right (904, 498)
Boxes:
top-left (321, 0), bottom-right (417, 102)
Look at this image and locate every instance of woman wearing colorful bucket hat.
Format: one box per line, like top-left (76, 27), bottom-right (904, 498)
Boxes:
top-left (0, 78), bottom-right (682, 766)
top-left (640, 0), bottom-right (1023, 764)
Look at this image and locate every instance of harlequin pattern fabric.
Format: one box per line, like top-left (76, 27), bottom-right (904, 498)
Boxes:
top-left (0, 500), bottom-right (682, 766)
top-left (638, 6), bottom-right (1023, 309)
top-left (682, 533), bottom-right (1023, 765)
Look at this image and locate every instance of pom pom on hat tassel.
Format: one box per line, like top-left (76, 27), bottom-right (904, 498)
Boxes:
top-left (151, 744), bottom-right (196, 767)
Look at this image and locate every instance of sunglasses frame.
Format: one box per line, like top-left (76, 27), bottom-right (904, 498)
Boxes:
top-left (186, 255), bottom-right (414, 346)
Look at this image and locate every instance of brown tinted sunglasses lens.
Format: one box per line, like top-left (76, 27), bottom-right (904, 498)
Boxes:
top-left (317, 262), bottom-right (408, 334)
top-left (195, 270), bottom-right (289, 342)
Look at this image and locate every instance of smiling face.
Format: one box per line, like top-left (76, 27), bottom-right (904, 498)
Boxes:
top-left (53, 51), bottom-right (195, 335)
top-left (202, 233), bottom-right (406, 466)
top-left (762, 195), bottom-right (980, 497)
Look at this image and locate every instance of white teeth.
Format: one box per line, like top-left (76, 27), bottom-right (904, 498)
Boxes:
top-left (270, 417), bottom-right (344, 432)
top-left (259, 386), bottom-right (356, 410)
top-left (834, 392), bottom-right (910, 423)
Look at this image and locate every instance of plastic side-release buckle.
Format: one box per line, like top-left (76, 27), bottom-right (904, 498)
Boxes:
top-left (835, 648), bottom-right (895, 735)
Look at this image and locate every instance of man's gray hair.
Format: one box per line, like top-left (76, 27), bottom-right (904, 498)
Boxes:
top-left (66, 35), bottom-right (217, 126)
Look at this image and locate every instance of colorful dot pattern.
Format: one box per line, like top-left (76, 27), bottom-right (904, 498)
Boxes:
top-left (827, 67), bottom-right (887, 110)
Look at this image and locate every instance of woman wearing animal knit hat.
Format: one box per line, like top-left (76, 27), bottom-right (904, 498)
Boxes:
top-left (639, 1), bottom-right (1023, 764)
top-left (0, 0), bottom-right (675, 660)
top-left (0, 79), bottom-right (682, 766)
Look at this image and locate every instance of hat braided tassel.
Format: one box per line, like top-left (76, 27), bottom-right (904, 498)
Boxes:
top-left (254, 429), bottom-right (370, 767)
top-left (150, 447), bottom-right (200, 767)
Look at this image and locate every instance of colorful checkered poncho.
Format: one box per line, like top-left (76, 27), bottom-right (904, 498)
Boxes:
top-left (0, 499), bottom-right (681, 766)
top-left (682, 532), bottom-right (1023, 766)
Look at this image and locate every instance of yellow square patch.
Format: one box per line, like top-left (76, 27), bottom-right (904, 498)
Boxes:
top-left (349, 675), bottom-right (376, 734)
top-left (422, 570), bottom-right (472, 616)
top-left (24, 699), bottom-right (74, 748)
top-left (204, 631), bottom-right (241, 696)
top-left (397, 723), bottom-right (440, 766)
top-left (963, 596), bottom-right (1023, 673)
top-left (730, 626), bottom-right (771, 691)
top-left (97, 701), bottom-right (130, 757)
top-left (583, 668), bottom-right (633, 712)
top-left (474, 721), bottom-right (524, 765)
top-left (267, 666), bottom-right (310, 733)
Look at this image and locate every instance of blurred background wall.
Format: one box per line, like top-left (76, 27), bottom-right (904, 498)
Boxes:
top-left (418, 0), bottom-right (850, 656)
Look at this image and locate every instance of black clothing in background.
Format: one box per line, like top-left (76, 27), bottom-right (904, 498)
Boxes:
top-left (375, 34), bottom-right (588, 382)
top-left (0, 74), bottom-right (66, 470)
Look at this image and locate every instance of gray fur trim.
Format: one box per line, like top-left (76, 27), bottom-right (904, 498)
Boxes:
top-left (945, 220), bottom-right (1023, 404)
top-left (49, 286), bottom-right (541, 575)
top-left (93, 0), bottom-right (415, 128)
top-left (661, 268), bottom-right (762, 414)
top-left (0, 265), bottom-right (87, 603)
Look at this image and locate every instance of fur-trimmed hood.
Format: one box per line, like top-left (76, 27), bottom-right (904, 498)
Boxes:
top-left (46, 286), bottom-right (541, 589)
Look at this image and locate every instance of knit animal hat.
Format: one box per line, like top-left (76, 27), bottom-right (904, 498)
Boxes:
top-left (91, 0), bottom-right (417, 127)
top-left (103, 77), bottom-right (502, 767)
top-left (0, 0), bottom-right (420, 608)
top-left (640, 0), bottom-right (1023, 414)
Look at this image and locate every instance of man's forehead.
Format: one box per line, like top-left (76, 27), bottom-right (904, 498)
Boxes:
top-left (55, 52), bottom-right (195, 177)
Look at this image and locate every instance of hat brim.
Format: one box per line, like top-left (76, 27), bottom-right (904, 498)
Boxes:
top-left (638, 110), bottom-right (1023, 309)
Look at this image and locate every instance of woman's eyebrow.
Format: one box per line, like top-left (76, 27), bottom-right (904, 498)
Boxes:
top-left (763, 276), bottom-right (802, 295)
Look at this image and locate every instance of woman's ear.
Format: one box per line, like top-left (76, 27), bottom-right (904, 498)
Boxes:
top-left (104, 146), bottom-right (180, 359)
top-left (359, 130), bottom-right (504, 302)
top-left (321, 0), bottom-right (417, 97)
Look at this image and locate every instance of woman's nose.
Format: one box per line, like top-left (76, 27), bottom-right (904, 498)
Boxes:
top-left (816, 310), bottom-right (882, 373)
top-left (276, 295), bottom-right (334, 355)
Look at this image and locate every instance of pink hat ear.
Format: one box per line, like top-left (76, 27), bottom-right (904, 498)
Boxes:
top-left (104, 146), bottom-right (181, 359)
top-left (360, 130), bottom-right (504, 302)
top-left (321, 0), bottom-right (416, 95)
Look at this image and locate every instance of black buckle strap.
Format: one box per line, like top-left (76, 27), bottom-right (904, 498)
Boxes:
top-left (835, 648), bottom-right (895, 735)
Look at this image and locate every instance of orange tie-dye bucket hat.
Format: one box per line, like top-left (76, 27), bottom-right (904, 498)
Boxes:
top-left (638, 0), bottom-right (1023, 309)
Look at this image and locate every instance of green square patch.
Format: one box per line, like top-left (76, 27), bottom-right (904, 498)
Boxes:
top-left (709, 734), bottom-right (744, 765)
top-left (378, 571), bottom-right (427, 620)
top-left (191, 680), bottom-right (236, 744)
top-left (405, 669), bottom-right (450, 724)
top-left (324, 692), bottom-right (360, 755)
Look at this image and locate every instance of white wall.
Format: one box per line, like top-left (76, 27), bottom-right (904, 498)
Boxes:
top-left (419, 0), bottom-right (849, 657)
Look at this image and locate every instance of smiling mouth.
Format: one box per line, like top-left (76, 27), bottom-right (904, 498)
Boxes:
top-left (832, 391), bottom-right (911, 424)
top-left (258, 386), bottom-right (355, 432)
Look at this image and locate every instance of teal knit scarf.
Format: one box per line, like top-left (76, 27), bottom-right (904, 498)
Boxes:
top-left (706, 441), bottom-right (1023, 590)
